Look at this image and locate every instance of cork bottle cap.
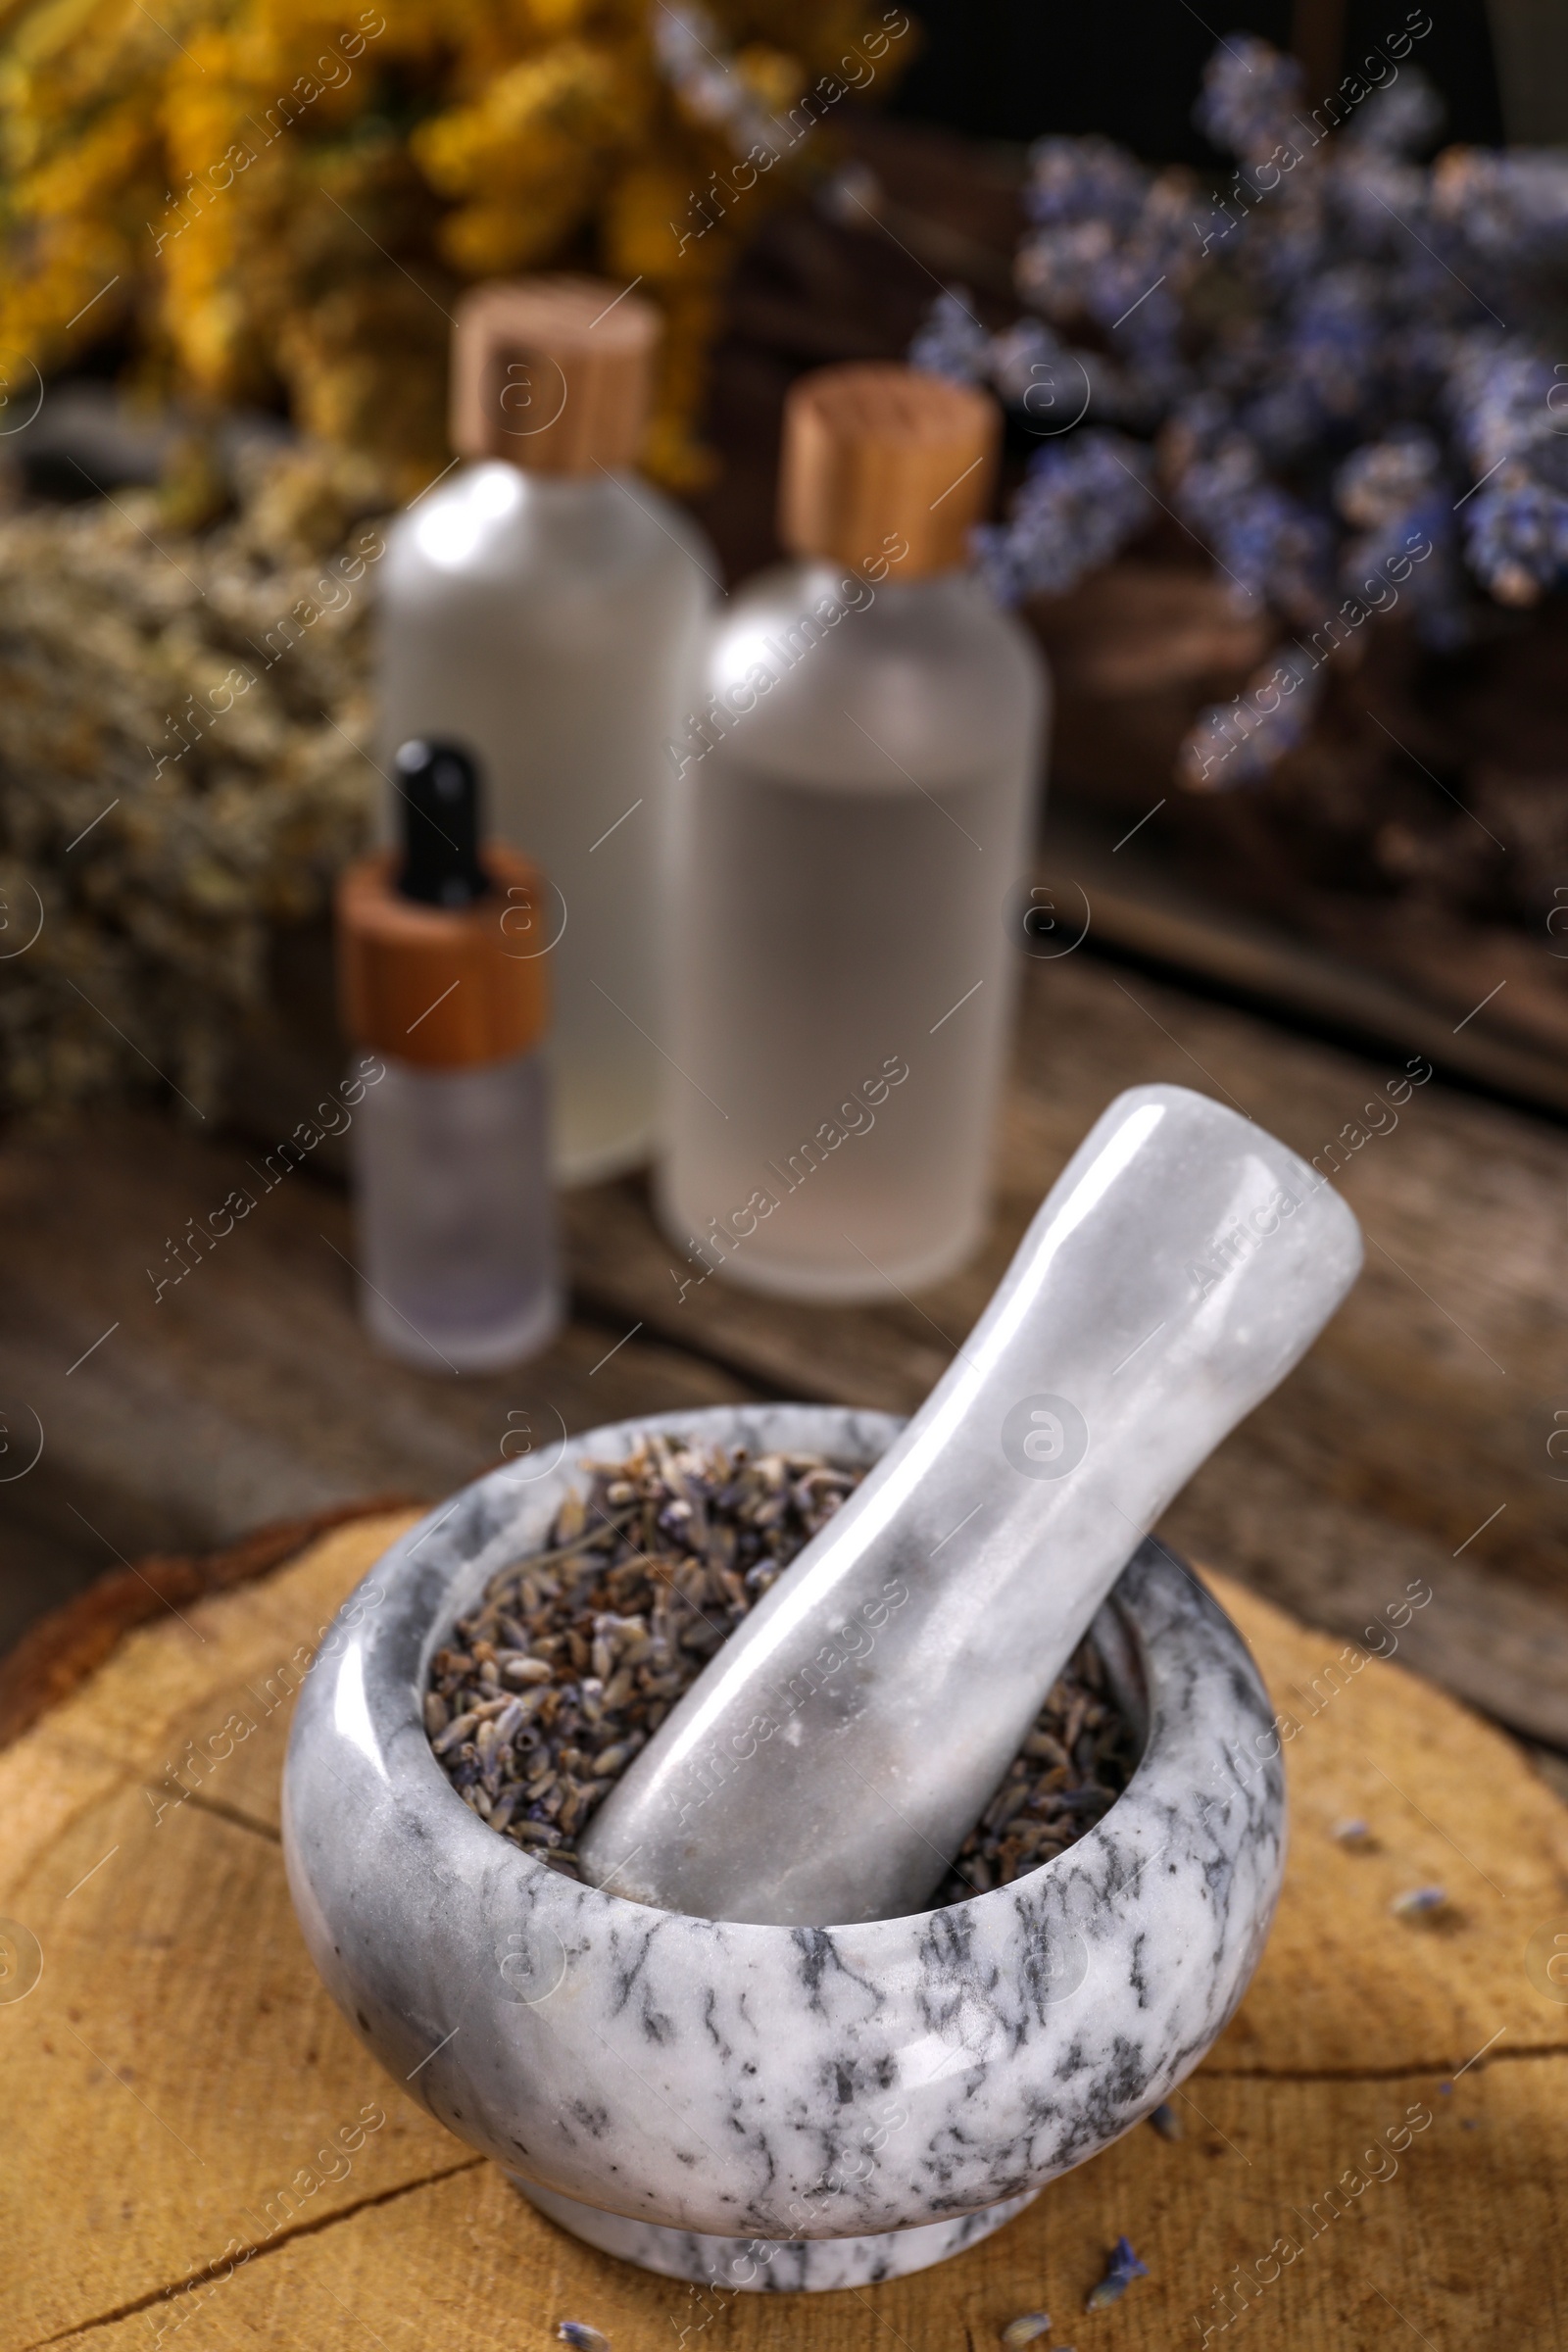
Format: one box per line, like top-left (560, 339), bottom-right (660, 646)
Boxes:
top-left (778, 363), bottom-right (1001, 579)
top-left (335, 848), bottom-right (550, 1070)
top-left (450, 274), bottom-right (661, 474)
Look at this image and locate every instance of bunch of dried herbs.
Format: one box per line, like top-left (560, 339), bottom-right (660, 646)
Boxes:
top-left (424, 1434), bottom-right (1136, 1910)
top-left (0, 443), bottom-right (385, 1121)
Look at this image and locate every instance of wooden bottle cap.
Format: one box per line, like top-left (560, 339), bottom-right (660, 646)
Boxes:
top-left (778, 363), bottom-right (1001, 579)
top-left (449, 275), bottom-right (661, 474)
top-left (335, 848), bottom-right (549, 1070)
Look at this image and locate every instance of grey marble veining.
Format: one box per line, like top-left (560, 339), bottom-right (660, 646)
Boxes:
top-left (283, 1404), bottom-right (1286, 2290)
top-left (578, 1086), bottom-right (1353, 1925)
top-left (513, 2179), bottom-right (1044, 2288)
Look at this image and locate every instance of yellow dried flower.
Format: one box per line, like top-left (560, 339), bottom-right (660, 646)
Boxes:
top-left (0, 0), bottom-right (909, 488)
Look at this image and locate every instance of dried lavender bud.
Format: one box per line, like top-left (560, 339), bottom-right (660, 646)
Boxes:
top-left (423, 1435), bottom-right (1134, 1906)
top-left (1085, 2235), bottom-right (1149, 2312)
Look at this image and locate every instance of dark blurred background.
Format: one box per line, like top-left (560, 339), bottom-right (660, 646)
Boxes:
top-left (889, 0), bottom-right (1506, 154)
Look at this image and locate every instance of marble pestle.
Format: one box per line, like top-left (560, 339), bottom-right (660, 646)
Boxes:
top-left (577, 1084), bottom-right (1362, 1927)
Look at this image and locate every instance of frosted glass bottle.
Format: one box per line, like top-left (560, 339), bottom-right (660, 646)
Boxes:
top-left (660, 364), bottom-right (1047, 1300)
top-left (337, 739), bottom-right (560, 1372)
top-left (351, 1051), bottom-right (558, 1372)
top-left (660, 561), bottom-right (1046, 1298)
top-left (377, 278), bottom-right (714, 1185)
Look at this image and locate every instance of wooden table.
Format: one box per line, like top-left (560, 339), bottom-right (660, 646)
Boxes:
top-left (3, 940), bottom-right (1566, 1758)
top-left (3, 1509), bottom-right (1567, 2351)
top-left (4, 939), bottom-right (1568, 2347)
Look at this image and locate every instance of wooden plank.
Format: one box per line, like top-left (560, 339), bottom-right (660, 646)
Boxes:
top-left (1486, 0), bottom-right (1568, 141)
top-left (1292, 0), bottom-right (1347, 103)
top-left (1028, 556), bottom-right (1568, 1121)
top-left (3, 942), bottom-right (1565, 1744)
top-left (1040, 808), bottom-right (1568, 1119)
top-left (0, 1788), bottom-right (466, 2349)
top-left (0, 1500), bottom-right (421, 1751)
top-left (564, 950), bottom-right (1568, 1744)
top-left (34, 2064), bottom-right (1568, 2352)
top-left (4, 1519), bottom-right (1566, 2352)
top-left (0, 1113), bottom-right (762, 1652)
top-left (2, 1514), bottom-right (420, 1835)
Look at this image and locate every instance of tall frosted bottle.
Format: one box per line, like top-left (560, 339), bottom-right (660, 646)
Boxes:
top-left (377, 277), bottom-right (713, 1183)
top-left (661, 365), bottom-right (1048, 1298)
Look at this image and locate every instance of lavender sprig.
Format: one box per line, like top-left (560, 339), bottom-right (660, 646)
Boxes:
top-left (906, 31), bottom-right (1568, 784)
top-left (971, 431), bottom-right (1155, 604)
top-left (1193, 31), bottom-right (1303, 159)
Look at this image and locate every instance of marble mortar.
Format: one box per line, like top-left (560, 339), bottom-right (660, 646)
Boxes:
top-left (283, 1403), bottom-right (1286, 2291)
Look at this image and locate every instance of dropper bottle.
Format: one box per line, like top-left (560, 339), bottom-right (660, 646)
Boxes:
top-left (335, 740), bottom-right (560, 1371)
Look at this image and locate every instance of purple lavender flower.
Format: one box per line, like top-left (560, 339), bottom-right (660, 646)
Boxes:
top-left (971, 430), bottom-right (1154, 604)
top-left (1016, 147), bottom-right (1196, 370)
top-left (1334, 429), bottom-right (1443, 527)
top-left (1085, 2234), bottom-right (1151, 2312)
top-left (1463, 470), bottom-right (1568, 604)
top-left (1024, 133), bottom-right (1148, 230)
top-left (1329, 433), bottom-right (1463, 632)
top-left (1193, 33), bottom-right (1303, 162)
top-left (1281, 265), bottom-right (1387, 427)
top-left (906, 30), bottom-right (1568, 787)
top-left (1343, 71), bottom-right (1445, 156)
top-left (1180, 645), bottom-right (1327, 791)
top-left (1446, 337), bottom-right (1568, 599)
top-left (986, 315), bottom-right (1072, 408)
top-left (1172, 428), bottom-right (1333, 617)
top-left (1448, 338), bottom-right (1563, 473)
top-left (1431, 147), bottom-right (1568, 267)
top-left (906, 287), bottom-right (990, 386)
top-left (1014, 212), bottom-right (1121, 324)
top-left (1329, 143), bottom-right (1435, 261)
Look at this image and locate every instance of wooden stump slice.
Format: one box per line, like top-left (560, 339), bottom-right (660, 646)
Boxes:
top-left (2, 1510), bottom-right (1566, 2351)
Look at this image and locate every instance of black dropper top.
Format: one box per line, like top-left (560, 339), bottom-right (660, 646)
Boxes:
top-left (393, 739), bottom-right (489, 908)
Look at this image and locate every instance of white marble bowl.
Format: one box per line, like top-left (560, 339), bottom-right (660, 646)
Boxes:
top-left (282, 1405), bottom-right (1286, 2291)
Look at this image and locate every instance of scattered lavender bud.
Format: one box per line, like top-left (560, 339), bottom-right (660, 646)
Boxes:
top-left (1085, 2235), bottom-right (1149, 2312)
top-left (557, 2326), bottom-right (608, 2352)
top-left (1000, 2316), bottom-right (1052, 2348)
top-left (1149, 2100), bottom-right (1184, 2139)
top-left (1392, 1886), bottom-right (1448, 1919)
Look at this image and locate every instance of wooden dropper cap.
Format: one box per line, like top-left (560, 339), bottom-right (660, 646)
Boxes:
top-left (335, 742), bottom-right (549, 1070)
top-left (777, 363), bottom-right (1001, 579)
top-left (449, 275), bottom-right (661, 474)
